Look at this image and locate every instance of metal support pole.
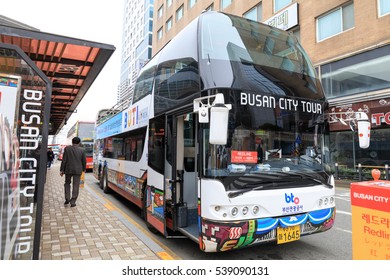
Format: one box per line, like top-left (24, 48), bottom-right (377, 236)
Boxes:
top-left (385, 164), bottom-right (389, 181)
top-left (358, 163), bottom-right (362, 181)
top-left (335, 163), bottom-right (339, 180)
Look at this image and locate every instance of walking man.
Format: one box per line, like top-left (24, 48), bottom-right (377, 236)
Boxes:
top-left (60, 137), bottom-right (86, 207)
top-left (47, 147), bottom-right (55, 169)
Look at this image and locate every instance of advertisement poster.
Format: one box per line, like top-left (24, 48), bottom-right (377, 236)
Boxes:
top-left (0, 75), bottom-right (21, 260)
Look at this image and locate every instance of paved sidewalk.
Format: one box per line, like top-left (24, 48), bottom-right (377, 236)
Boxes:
top-left (39, 162), bottom-right (168, 260)
top-left (39, 163), bottom-right (351, 260)
top-left (335, 180), bottom-right (353, 188)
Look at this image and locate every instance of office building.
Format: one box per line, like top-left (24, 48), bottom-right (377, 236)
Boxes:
top-left (119, 0), bottom-right (154, 103)
top-left (152, 0), bottom-right (390, 171)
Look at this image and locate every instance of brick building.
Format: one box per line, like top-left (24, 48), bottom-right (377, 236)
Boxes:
top-left (153, 0), bottom-right (390, 172)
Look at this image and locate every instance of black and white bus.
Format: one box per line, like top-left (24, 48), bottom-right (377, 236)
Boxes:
top-left (93, 11), bottom-right (370, 252)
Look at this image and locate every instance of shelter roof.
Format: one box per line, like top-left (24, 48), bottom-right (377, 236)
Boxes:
top-left (0, 15), bottom-right (115, 134)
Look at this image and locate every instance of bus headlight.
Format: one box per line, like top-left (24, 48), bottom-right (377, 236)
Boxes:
top-left (324, 197), bottom-right (329, 205)
top-left (212, 204), bottom-right (261, 218)
top-left (231, 207), bottom-right (238, 216)
top-left (319, 196), bottom-right (335, 207)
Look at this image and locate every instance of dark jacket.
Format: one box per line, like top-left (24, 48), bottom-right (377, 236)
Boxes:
top-left (60, 145), bottom-right (86, 175)
top-left (47, 150), bottom-right (55, 161)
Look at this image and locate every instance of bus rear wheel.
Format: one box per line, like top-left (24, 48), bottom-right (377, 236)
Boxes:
top-left (100, 168), bottom-right (111, 194)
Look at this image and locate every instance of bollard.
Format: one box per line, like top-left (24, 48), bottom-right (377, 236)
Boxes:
top-left (358, 163), bottom-right (362, 181)
top-left (335, 163), bottom-right (339, 180)
top-left (385, 164), bottom-right (389, 181)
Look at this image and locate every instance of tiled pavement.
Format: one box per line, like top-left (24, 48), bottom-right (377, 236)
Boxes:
top-left (39, 162), bottom-right (353, 260)
top-left (40, 162), bottom-right (175, 260)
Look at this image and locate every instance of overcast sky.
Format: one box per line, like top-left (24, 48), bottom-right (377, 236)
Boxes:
top-left (2, 0), bottom-right (123, 139)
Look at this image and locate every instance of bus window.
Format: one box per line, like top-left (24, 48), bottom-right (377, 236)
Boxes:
top-left (112, 138), bottom-right (123, 159)
top-left (148, 117), bottom-right (165, 174)
top-left (184, 114), bottom-right (196, 172)
top-left (133, 66), bottom-right (156, 104)
top-left (154, 58), bottom-right (200, 114)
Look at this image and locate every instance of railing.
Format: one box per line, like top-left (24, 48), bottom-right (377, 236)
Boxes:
top-left (96, 97), bottom-right (132, 125)
top-left (334, 163), bottom-right (389, 181)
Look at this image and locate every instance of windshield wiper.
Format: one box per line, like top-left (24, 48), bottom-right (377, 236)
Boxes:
top-left (288, 171), bottom-right (332, 188)
top-left (228, 185), bottom-right (266, 198)
top-left (228, 181), bottom-right (291, 198)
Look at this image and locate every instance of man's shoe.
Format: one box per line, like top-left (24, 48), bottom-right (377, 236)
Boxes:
top-left (64, 200), bottom-right (70, 205)
top-left (70, 203), bottom-right (76, 207)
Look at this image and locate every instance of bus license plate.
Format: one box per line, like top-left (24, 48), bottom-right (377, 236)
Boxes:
top-left (277, 225), bottom-right (301, 244)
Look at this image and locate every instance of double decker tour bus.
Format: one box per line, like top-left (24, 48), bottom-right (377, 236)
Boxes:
top-left (93, 11), bottom-right (370, 252)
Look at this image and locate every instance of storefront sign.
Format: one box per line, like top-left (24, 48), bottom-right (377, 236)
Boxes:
top-left (372, 112), bottom-right (390, 125)
top-left (329, 98), bottom-right (390, 131)
top-left (264, 3), bottom-right (299, 31)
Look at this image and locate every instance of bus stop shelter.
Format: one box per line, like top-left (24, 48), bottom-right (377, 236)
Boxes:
top-left (0, 15), bottom-right (115, 259)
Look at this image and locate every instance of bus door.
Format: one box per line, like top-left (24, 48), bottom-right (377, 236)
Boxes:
top-left (165, 112), bottom-right (198, 240)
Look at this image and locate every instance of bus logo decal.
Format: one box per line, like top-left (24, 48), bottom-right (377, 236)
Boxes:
top-left (123, 106), bottom-right (138, 129)
top-left (285, 193), bottom-right (300, 204)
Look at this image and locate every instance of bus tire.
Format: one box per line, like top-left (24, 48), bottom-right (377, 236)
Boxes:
top-left (142, 189), bottom-right (159, 234)
top-left (100, 168), bottom-right (111, 194)
top-left (99, 169), bottom-right (104, 189)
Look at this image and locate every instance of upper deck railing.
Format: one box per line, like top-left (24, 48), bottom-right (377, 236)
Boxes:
top-left (96, 94), bottom-right (132, 126)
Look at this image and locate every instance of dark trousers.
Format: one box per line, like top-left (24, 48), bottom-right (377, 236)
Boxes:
top-left (64, 174), bottom-right (81, 203)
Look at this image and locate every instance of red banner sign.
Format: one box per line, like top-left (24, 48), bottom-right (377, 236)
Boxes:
top-left (231, 151), bottom-right (258, 163)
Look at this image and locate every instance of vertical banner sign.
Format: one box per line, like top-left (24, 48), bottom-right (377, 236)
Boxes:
top-left (0, 76), bottom-right (21, 260)
top-left (351, 180), bottom-right (390, 260)
top-left (16, 88), bottom-right (44, 257)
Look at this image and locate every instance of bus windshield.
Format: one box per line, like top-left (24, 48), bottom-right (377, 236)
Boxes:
top-left (200, 13), bottom-right (330, 186)
top-left (82, 141), bottom-right (94, 157)
top-left (203, 92), bottom-right (331, 186)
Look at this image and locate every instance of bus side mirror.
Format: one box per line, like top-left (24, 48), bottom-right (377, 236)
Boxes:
top-left (193, 93), bottom-right (231, 145)
top-left (356, 112), bottom-right (370, 149)
top-left (209, 94), bottom-right (231, 145)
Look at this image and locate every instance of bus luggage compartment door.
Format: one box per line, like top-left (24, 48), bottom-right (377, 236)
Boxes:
top-left (175, 203), bottom-right (187, 228)
top-left (170, 170), bottom-right (187, 228)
